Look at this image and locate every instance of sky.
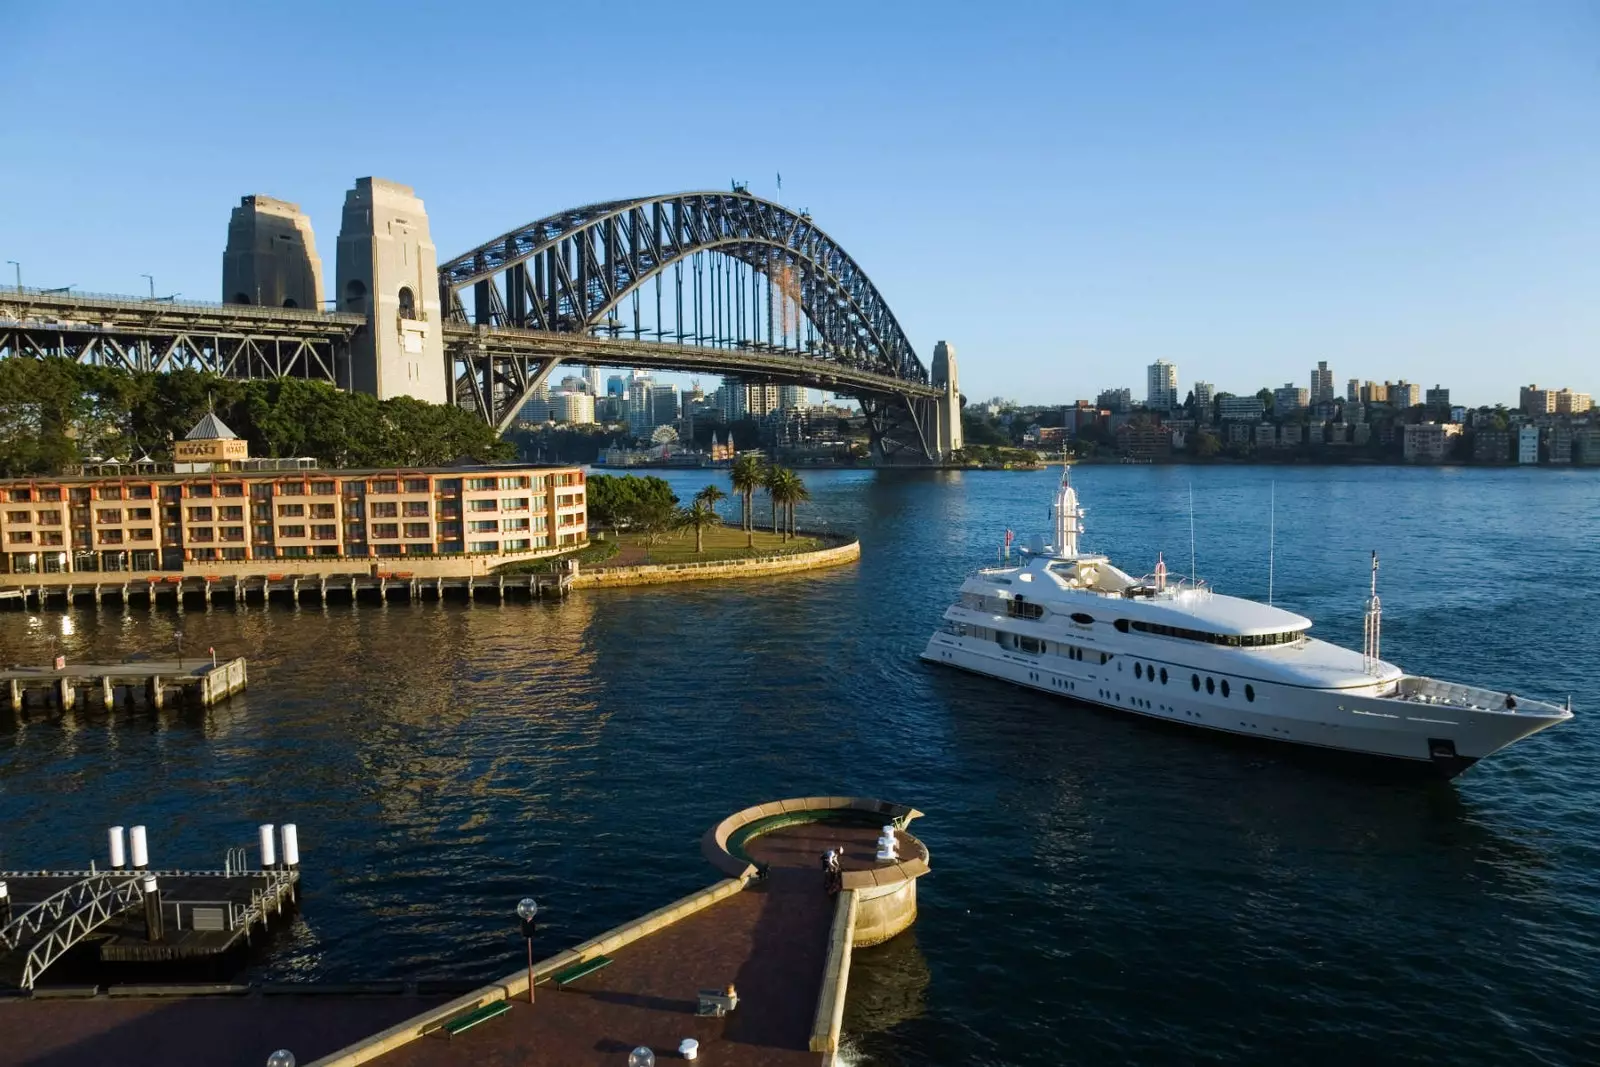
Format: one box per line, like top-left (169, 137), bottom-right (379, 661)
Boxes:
top-left (2, 0), bottom-right (1596, 409)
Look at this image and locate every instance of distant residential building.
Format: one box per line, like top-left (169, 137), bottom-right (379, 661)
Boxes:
top-left (1273, 383), bottom-right (1309, 412)
top-left (1359, 381), bottom-right (1387, 404)
top-left (1346, 378), bottom-right (1360, 403)
top-left (1554, 389), bottom-right (1592, 415)
top-left (649, 384), bottom-right (680, 427)
top-left (1390, 381), bottom-right (1421, 409)
top-left (1517, 425), bottom-right (1539, 464)
top-left (1254, 423), bottom-right (1276, 448)
top-left (1402, 422), bottom-right (1462, 463)
top-left (745, 383), bottom-right (781, 417)
top-left (1310, 361), bottom-right (1335, 404)
top-left (1473, 429), bottom-right (1511, 463)
top-left (1192, 381), bottom-right (1215, 411)
top-left (1520, 384), bottom-right (1553, 415)
top-left (1424, 385), bottom-right (1451, 411)
top-left (1117, 421), bottom-right (1172, 460)
top-left (1574, 428), bottom-right (1600, 466)
top-left (1312, 401), bottom-right (1339, 423)
top-left (519, 383), bottom-right (553, 422)
top-left (1225, 423), bottom-right (1252, 445)
top-left (1545, 424), bottom-right (1574, 465)
top-left (1450, 405), bottom-right (1467, 424)
top-left (1346, 402), bottom-right (1367, 424)
top-left (1278, 424), bottom-right (1303, 448)
top-left (1353, 423), bottom-right (1372, 446)
top-left (1096, 388), bottom-right (1132, 414)
top-left (606, 374), bottom-right (627, 397)
top-left (1218, 396), bottom-right (1265, 422)
top-left (586, 367), bottom-right (603, 396)
top-left (1146, 361), bottom-right (1178, 410)
top-left (778, 384), bottom-right (808, 411)
top-left (551, 391), bottom-right (596, 425)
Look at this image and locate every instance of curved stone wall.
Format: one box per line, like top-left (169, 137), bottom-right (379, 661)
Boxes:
top-left (572, 538), bottom-right (859, 589)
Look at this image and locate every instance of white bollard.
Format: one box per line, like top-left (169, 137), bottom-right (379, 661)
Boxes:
top-left (678, 1038), bottom-right (699, 1060)
top-left (280, 824), bottom-right (299, 868)
top-left (129, 825), bottom-right (149, 869)
top-left (109, 826), bottom-right (127, 869)
top-left (259, 823), bottom-right (277, 868)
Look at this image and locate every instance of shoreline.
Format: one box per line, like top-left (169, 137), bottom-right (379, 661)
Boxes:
top-left (572, 533), bottom-right (859, 588)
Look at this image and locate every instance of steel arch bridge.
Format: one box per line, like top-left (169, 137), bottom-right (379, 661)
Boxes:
top-left (439, 190), bottom-right (957, 459)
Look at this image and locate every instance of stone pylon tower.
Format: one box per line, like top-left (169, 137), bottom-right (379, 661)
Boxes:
top-left (222, 196), bottom-right (324, 309)
top-left (931, 340), bottom-right (964, 458)
top-left (336, 177), bottom-right (447, 404)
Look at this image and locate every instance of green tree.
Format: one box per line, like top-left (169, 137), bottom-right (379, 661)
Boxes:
top-left (633, 495), bottom-right (682, 546)
top-left (781, 468), bottom-right (811, 537)
top-left (762, 462), bottom-right (784, 534)
top-left (729, 454), bottom-right (764, 546)
top-left (680, 498), bottom-right (722, 553)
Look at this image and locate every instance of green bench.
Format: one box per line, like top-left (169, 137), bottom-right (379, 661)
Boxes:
top-left (429, 999), bottom-right (510, 1038)
top-left (541, 955), bottom-right (614, 989)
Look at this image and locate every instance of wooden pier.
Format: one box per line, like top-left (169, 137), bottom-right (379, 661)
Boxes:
top-left (0, 567), bottom-right (574, 612)
top-left (2, 658), bottom-right (247, 711)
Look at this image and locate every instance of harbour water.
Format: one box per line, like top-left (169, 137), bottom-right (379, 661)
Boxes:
top-left (1, 466), bottom-right (1597, 1065)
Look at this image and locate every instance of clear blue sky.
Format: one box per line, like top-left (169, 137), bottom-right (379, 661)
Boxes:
top-left (3, 1), bottom-right (1595, 408)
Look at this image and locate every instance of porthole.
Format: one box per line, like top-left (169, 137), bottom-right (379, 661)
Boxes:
top-left (1135, 663), bottom-right (1143, 679)
top-left (1147, 663), bottom-right (1156, 679)
top-left (1070, 612), bottom-right (1093, 625)
top-left (1245, 684), bottom-right (1255, 703)
top-left (1205, 677), bottom-right (1215, 694)
top-left (1159, 667), bottom-right (1168, 684)
top-left (1114, 619), bottom-right (1130, 633)
top-left (1221, 680), bottom-right (1231, 698)
top-left (1191, 674), bottom-right (1200, 691)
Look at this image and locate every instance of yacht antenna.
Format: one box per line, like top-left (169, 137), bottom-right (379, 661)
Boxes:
top-left (1268, 481), bottom-right (1275, 607)
top-left (1188, 483), bottom-right (1196, 586)
top-left (1362, 550), bottom-right (1382, 671)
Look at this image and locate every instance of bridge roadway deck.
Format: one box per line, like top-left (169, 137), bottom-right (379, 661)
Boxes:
top-left (0, 820), bottom-right (887, 1067)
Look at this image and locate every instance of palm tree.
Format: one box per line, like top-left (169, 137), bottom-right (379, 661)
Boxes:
top-left (729, 454), bottom-right (763, 547)
top-left (762, 463), bottom-right (785, 538)
top-left (680, 499), bottom-right (721, 554)
top-left (783, 469), bottom-right (811, 538)
top-left (695, 483), bottom-right (726, 513)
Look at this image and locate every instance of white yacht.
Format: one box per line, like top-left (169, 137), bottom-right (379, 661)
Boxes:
top-left (922, 473), bottom-right (1571, 777)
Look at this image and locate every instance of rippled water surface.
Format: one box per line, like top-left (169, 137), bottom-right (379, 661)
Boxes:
top-left (2, 466), bottom-right (1598, 1065)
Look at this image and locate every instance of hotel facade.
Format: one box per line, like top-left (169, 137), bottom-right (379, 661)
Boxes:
top-left (0, 416), bottom-right (585, 575)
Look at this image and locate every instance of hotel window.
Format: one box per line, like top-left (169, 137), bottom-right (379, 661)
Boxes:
top-left (131, 528), bottom-right (155, 542)
top-left (469, 540), bottom-right (500, 553)
top-left (279, 525), bottom-right (306, 538)
top-left (280, 482), bottom-right (307, 497)
top-left (219, 506), bottom-right (244, 521)
top-left (403, 523), bottom-right (430, 539)
top-left (530, 515), bottom-right (547, 531)
top-left (219, 483), bottom-right (244, 497)
top-left (531, 535), bottom-right (548, 548)
top-left (70, 488), bottom-right (91, 504)
top-left (189, 527), bottom-right (214, 543)
top-left (504, 517), bottom-right (529, 531)
top-left (497, 476), bottom-right (529, 489)
top-left (278, 504), bottom-right (305, 517)
top-left (5, 510), bottom-right (28, 523)
top-left (252, 505), bottom-right (272, 521)
top-left (372, 523), bottom-right (399, 539)
top-left (403, 478), bottom-right (429, 494)
top-left (371, 501), bottom-right (398, 518)
top-left (282, 546), bottom-right (309, 558)
top-left (466, 477), bottom-right (495, 491)
top-left (402, 501), bottom-right (429, 517)
top-left (251, 483), bottom-right (273, 499)
top-left (35, 486), bottom-right (60, 501)
top-left (503, 538), bottom-right (530, 551)
top-left (129, 508), bottom-right (153, 521)
top-left (98, 486), bottom-right (122, 500)
top-left (469, 499), bottom-right (498, 512)
top-left (188, 507), bottom-right (213, 522)
top-left (311, 503), bottom-right (336, 519)
top-left (439, 522), bottom-right (461, 537)
top-left (7, 531), bottom-right (33, 543)
top-left (312, 524), bottom-right (337, 541)
top-left (97, 529), bottom-right (123, 544)
top-left (223, 548), bottom-right (247, 561)
top-left (98, 509), bottom-right (123, 524)
top-left (190, 484), bottom-right (214, 498)
top-left (312, 481), bottom-right (336, 495)
top-left (469, 520), bottom-right (499, 533)
top-left (220, 526), bottom-right (245, 542)
top-left (371, 480), bottom-right (398, 494)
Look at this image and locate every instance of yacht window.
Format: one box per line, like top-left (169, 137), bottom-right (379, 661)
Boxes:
top-left (1114, 619), bottom-right (1130, 633)
top-left (1245, 684), bottom-right (1255, 702)
top-left (1018, 636), bottom-right (1042, 655)
top-left (1134, 663), bottom-right (1143, 679)
top-left (1191, 674), bottom-right (1200, 691)
top-left (1146, 663), bottom-right (1156, 679)
top-left (1159, 667), bottom-right (1168, 684)
top-left (1205, 677), bottom-right (1215, 694)
top-left (1070, 612), bottom-right (1094, 625)
top-left (1221, 680), bottom-right (1231, 698)
top-left (1007, 599), bottom-right (1044, 620)
top-left (1100, 653), bottom-right (1109, 665)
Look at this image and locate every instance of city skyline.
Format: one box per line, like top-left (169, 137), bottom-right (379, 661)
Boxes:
top-left (2, 3), bottom-right (1596, 408)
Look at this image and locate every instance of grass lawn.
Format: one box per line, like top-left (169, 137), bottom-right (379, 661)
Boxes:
top-left (596, 524), bottom-right (820, 566)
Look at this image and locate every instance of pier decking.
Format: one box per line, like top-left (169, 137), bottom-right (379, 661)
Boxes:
top-left (0, 569), bottom-right (572, 610)
top-left (1, 658), bottom-right (247, 710)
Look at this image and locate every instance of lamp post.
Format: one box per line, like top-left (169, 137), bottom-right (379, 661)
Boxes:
top-left (516, 897), bottom-right (539, 1003)
top-left (140, 274), bottom-right (154, 299)
top-left (174, 629), bottom-right (184, 670)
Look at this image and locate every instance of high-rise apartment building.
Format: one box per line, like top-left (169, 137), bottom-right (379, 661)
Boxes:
top-left (1520, 384), bottom-right (1555, 415)
top-left (585, 367), bottom-right (602, 396)
top-left (1273, 383), bottom-right (1309, 412)
top-left (1310, 361), bottom-right (1335, 404)
top-left (1554, 389), bottom-right (1592, 415)
top-left (1096, 388), bottom-right (1133, 414)
top-left (1347, 379), bottom-right (1360, 403)
top-left (778, 384), bottom-right (809, 411)
top-left (1390, 381), bottom-right (1421, 409)
top-left (1425, 385), bottom-right (1451, 411)
top-left (1192, 381), bottom-right (1215, 410)
top-left (745, 383), bottom-right (781, 417)
top-left (649, 384), bottom-right (680, 428)
top-left (1146, 360), bottom-right (1179, 409)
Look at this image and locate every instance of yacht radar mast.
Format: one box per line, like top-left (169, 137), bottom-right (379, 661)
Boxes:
top-left (1052, 470), bottom-right (1084, 558)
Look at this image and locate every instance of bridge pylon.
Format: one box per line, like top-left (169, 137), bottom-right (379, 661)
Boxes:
top-left (336, 178), bottom-right (448, 404)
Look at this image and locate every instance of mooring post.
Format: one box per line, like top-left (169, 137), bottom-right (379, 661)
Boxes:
top-left (7, 678), bottom-right (20, 713)
top-left (148, 675), bottom-right (164, 710)
top-left (56, 676), bottom-right (75, 711)
top-left (141, 874), bottom-right (164, 942)
top-left (101, 675), bottom-right (114, 711)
